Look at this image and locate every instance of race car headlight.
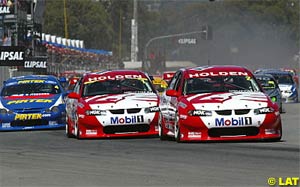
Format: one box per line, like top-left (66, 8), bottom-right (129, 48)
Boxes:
top-left (51, 106), bottom-right (60, 113)
top-left (188, 110), bottom-right (212, 116)
top-left (0, 108), bottom-right (13, 115)
top-left (254, 107), bottom-right (274, 115)
top-left (0, 108), bottom-right (8, 115)
top-left (85, 110), bottom-right (107, 116)
top-left (145, 106), bottom-right (160, 113)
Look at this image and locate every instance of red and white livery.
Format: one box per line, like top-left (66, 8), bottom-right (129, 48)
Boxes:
top-left (66, 70), bottom-right (159, 139)
top-left (159, 66), bottom-right (282, 142)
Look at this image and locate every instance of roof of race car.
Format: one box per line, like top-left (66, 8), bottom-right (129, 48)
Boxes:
top-left (254, 73), bottom-right (276, 79)
top-left (256, 69), bottom-right (292, 76)
top-left (3, 75), bottom-right (60, 85)
top-left (162, 71), bottom-right (175, 80)
top-left (82, 70), bottom-right (149, 83)
top-left (180, 65), bottom-right (253, 78)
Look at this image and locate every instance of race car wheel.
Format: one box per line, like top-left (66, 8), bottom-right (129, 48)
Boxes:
top-left (158, 113), bottom-right (168, 140)
top-left (74, 115), bottom-right (81, 139)
top-left (279, 103), bottom-right (283, 113)
top-left (174, 113), bottom-right (181, 143)
top-left (66, 117), bottom-right (75, 138)
top-left (273, 126), bottom-right (282, 142)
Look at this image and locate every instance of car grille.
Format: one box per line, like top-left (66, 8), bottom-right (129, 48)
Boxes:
top-left (214, 109), bottom-right (250, 116)
top-left (208, 127), bottom-right (259, 137)
top-left (234, 109), bottom-right (250, 115)
top-left (103, 124), bottom-right (150, 134)
top-left (109, 109), bottom-right (124, 114)
top-left (13, 108), bottom-right (43, 113)
top-left (215, 110), bottom-right (232, 115)
top-left (109, 108), bottom-right (142, 114)
top-left (127, 108), bottom-right (141, 114)
top-left (10, 120), bottom-right (49, 127)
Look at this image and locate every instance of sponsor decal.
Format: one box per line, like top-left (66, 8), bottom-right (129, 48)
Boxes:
top-left (215, 117), bottom-right (252, 126)
top-left (111, 115), bottom-right (144, 124)
top-left (87, 74), bottom-right (143, 82)
top-left (24, 60), bottom-right (47, 68)
top-left (49, 121), bottom-right (57, 125)
top-left (189, 71), bottom-right (248, 78)
top-left (18, 80), bottom-right (45, 84)
top-left (7, 99), bottom-right (53, 105)
top-left (178, 38), bottom-right (197, 45)
top-left (178, 102), bottom-right (187, 108)
top-left (17, 57), bottom-right (48, 72)
top-left (0, 6), bottom-right (10, 14)
top-left (86, 129), bottom-right (97, 135)
top-left (188, 132), bottom-right (201, 138)
top-left (0, 51), bottom-right (24, 61)
top-left (15, 113), bottom-right (42, 120)
top-left (1, 123), bottom-right (11, 128)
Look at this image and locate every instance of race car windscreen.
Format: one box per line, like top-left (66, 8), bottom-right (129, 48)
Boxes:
top-left (275, 74), bottom-right (294, 84)
top-left (184, 75), bottom-right (261, 95)
top-left (83, 78), bottom-right (154, 97)
top-left (1, 83), bottom-right (62, 96)
top-left (256, 78), bottom-right (277, 90)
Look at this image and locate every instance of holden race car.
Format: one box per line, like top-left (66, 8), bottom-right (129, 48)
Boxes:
top-left (67, 76), bottom-right (80, 91)
top-left (162, 71), bottom-right (175, 84)
top-left (0, 75), bottom-right (67, 131)
top-left (159, 65), bottom-right (282, 142)
top-left (66, 70), bottom-right (160, 139)
top-left (255, 74), bottom-right (283, 113)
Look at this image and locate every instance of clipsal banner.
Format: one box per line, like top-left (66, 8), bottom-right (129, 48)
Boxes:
top-left (17, 57), bottom-right (48, 72)
top-left (0, 46), bottom-right (25, 66)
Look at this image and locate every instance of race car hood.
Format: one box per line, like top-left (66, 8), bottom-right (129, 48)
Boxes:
top-left (278, 84), bottom-right (294, 91)
top-left (0, 94), bottom-right (61, 110)
top-left (83, 92), bottom-right (159, 110)
top-left (185, 91), bottom-right (269, 110)
top-left (264, 89), bottom-right (280, 98)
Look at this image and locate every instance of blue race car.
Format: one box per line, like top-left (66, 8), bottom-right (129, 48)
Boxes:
top-left (254, 69), bottom-right (298, 103)
top-left (0, 75), bottom-right (67, 131)
top-left (255, 74), bottom-right (283, 113)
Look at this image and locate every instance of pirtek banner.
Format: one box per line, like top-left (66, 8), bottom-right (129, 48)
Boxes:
top-left (17, 57), bottom-right (48, 72)
top-left (0, 46), bottom-right (25, 66)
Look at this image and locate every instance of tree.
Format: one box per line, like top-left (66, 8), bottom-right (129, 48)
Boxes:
top-left (44, 0), bottom-right (113, 50)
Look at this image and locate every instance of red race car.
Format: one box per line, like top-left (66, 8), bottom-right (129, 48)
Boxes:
top-left (162, 71), bottom-right (175, 84)
top-left (66, 70), bottom-right (159, 139)
top-left (159, 65), bottom-right (282, 142)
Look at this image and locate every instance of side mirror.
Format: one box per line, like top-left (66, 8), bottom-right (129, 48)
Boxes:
top-left (166, 89), bottom-right (179, 97)
top-left (68, 92), bottom-right (80, 99)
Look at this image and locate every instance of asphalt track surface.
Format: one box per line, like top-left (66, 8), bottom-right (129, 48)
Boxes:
top-left (0, 103), bottom-right (299, 187)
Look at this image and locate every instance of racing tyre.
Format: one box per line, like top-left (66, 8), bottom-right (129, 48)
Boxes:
top-left (66, 117), bottom-right (75, 138)
top-left (74, 115), bottom-right (81, 140)
top-left (158, 113), bottom-right (168, 140)
top-left (174, 113), bottom-right (182, 143)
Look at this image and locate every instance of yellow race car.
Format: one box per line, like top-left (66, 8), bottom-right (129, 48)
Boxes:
top-left (151, 76), bottom-right (168, 95)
